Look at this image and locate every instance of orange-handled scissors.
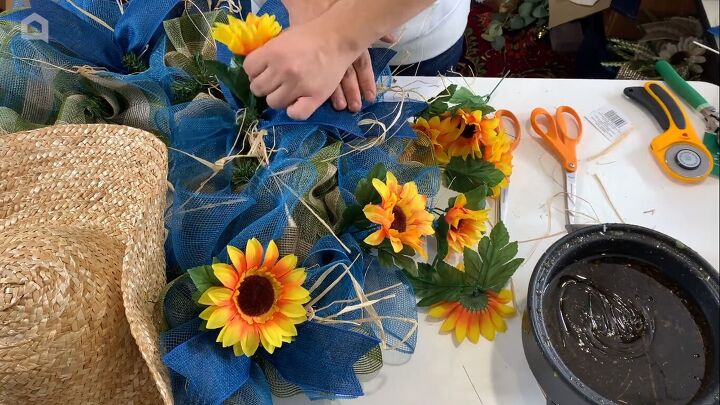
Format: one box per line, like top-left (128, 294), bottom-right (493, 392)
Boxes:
top-left (530, 106), bottom-right (583, 230)
top-left (495, 109), bottom-right (521, 224)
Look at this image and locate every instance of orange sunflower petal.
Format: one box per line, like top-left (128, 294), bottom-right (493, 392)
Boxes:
top-left (363, 204), bottom-right (390, 225)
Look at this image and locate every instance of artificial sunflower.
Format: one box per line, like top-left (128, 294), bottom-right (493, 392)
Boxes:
top-left (363, 172), bottom-right (435, 258)
top-left (412, 115), bottom-right (462, 165)
top-left (658, 37), bottom-right (707, 76)
top-left (197, 239), bottom-right (310, 357)
top-left (429, 289), bottom-right (516, 343)
top-left (445, 193), bottom-right (489, 254)
top-left (447, 110), bottom-right (506, 161)
top-left (211, 13), bottom-right (282, 56)
top-left (490, 150), bottom-right (513, 197)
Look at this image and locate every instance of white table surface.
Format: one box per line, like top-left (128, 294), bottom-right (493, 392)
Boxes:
top-left (277, 77), bottom-right (720, 405)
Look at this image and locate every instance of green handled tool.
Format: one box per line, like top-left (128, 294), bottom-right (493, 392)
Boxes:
top-left (656, 61), bottom-right (719, 177)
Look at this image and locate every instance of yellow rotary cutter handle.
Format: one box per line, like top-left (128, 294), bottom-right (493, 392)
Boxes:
top-left (624, 82), bottom-right (714, 183)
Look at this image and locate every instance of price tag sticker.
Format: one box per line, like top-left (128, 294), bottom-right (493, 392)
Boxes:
top-left (586, 106), bottom-right (633, 142)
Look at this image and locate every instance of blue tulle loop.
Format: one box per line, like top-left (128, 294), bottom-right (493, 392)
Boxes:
top-left (113, 0), bottom-right (183, 55)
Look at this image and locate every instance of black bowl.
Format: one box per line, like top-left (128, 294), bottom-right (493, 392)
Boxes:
top-left (522, 224), bottom-right (719, 404)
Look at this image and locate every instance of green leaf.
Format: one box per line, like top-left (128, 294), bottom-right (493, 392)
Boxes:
top-left (394, 254), bottom-right (419, 277)
top-left (354, 178), bottom-right (378, 205)
top-left (435, 215), bottom-right (450, 264)
top-left (509, 15), bottom-right (527, 30)
top-left (475, 222), bottom-right (524, 291)
top-left (408, 261), bottom-right (471, 307)
top-left (463, 248), bottom-right (482, 280)
top-left (459, 293), bottom-right (489, 311)
top-left (205, 58), bottom-right (252, 108)
top-left (463, 185), bottom-right (488, 210)
top-left (518, 2), bottom-right (534, 17)
top-left (491, 36), bottom-right (506, 51)
top-left (447, 87), bottom-right (476, 105)
top-left (490, 221), bottom-right (510, 248)
top-left (188, 265), bottom-right (219, 295)
top-left (378, 249), bottom-right (395, 269)
top-left (368, 163), bottom-right (387, 183)
top-left (532, 4), bottom-right (549, 18)
top-left (487, 20), bottom-right (504, 37)
top-left (340, 204), bottom-right (364, 231)
top-left (443, 157), bottom-right (505, 193)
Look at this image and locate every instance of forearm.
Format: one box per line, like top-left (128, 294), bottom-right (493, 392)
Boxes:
top-left (287, 0), bottom-right (434, 54)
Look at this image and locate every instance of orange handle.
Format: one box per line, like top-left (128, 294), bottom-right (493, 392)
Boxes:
top-left (530, 106), bottom-right (581, 172)
top-left (496, 109), bottom-right (521, 151)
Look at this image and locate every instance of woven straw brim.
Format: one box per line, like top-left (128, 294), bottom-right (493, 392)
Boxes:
top-left (0, 124), bottom-right (171, 404)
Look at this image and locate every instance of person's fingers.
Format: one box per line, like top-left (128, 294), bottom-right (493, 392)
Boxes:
top-left (330, 86), bottom-right (348, 111)
top-left (266, 84), bottom-right (296, 110)
top-left (249, 69), bottom-right (281, 97)
top-left (243, 49), bottom-right (268, 79)
top-left (379, 33), bottom-right (398, 44)
top-left (287, 96), bottom-right (323, 120)
top-left (353, 51), bottom-right (376, 102)
top-left (341, 67), bottom-right (362, 112)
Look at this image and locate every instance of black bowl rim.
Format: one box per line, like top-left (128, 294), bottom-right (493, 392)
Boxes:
top-left (526, 223), bottom-right (720, 404)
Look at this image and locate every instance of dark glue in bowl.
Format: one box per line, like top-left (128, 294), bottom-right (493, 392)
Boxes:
top-left (523, 224), bottom-right (719, 404)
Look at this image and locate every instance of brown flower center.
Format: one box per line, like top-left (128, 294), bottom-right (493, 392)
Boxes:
top-left (391, 206), bottom-right (407, 232)
top-left (460, 123), bottom-right (476, 139)
top-left (670, 51), bottom-right (690, 65)
top-left (237, 275), bottom-right (275, 316)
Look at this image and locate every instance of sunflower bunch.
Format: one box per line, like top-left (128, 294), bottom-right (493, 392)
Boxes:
top-left (403, 85), bottom-right (523, 343)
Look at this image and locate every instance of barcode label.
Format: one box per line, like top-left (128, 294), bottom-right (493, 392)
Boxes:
top-left (586, 106), bottom-right (632, 141)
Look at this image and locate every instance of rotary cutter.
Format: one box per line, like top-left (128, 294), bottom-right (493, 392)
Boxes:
top-left (624, 82), bottom-right (714, 183)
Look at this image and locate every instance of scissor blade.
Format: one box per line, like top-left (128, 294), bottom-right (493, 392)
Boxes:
top-left (498, 187), bottom-right (509, 224)
top-left (564, 170), bottom-right (577, 229)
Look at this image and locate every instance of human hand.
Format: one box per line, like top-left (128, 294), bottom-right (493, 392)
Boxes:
top-left (244, 21), bottom-right (362, 120)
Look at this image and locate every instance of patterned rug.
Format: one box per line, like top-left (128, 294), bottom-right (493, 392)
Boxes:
top-left (459, 3), bottom-right (577, 78)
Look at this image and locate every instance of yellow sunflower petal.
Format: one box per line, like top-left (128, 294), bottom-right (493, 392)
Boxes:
top-left (262, 240), bottom-right (279, 269)
top-left (198, 286), bottom-right (233, 306)
top-left (479, 310), bottom-right (497, 341)
top-left (273, 316), bottom-right (298, 337)
top-left (491, 301), bottom-right (517, 317)
top-left (233, 342), bottom-right (245, 357)
top-left (371, 178), bottom-right (391, 202)
top-left (241, 329), bottom-right (260, 356)
top-left (489, 308), bottom-right (508, 333)
top-left (260, 324), bottom-right (282, 350)
top-left (363, 229), bottom-right (386, 246)
top-left (206, 305), bottom-right (235, 329)
top-left (282, 285), bottom-right (310, 301)
top-left (212, 263), bottom-right (238, 289)
top-left (467, 313), bottom-right (481, 344)
top-left (280, 269), bottom-right (306, 286)
top-left (227, 245), bottom-right (246, 274)
top-left (272, 254), bottom-right (298, 277)
top-left (428, 302), bottom-right (457, 318)
top-left (363, 204), bottom-right (390, 225)
top-left (279, 303), bottom-right (307, 318)
top-left (388, 234), bottom-right (404, 253)
top-left (496, 289), bottom-right (513, 304)
top-left (221, 320), bottom-right (244, 347)
top-left (199, 305), bottom-right (216, 321)
top-left (245, 238), bottom-right (263, 269)
top-left (440, 307), bottom-right (461, 332)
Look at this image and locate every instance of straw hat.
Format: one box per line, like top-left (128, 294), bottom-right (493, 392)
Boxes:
top-left (0, 124), bottom-right (172, 404)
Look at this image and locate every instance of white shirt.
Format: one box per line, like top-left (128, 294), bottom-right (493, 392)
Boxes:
top-left (250, 0), bottom-right (470, 65)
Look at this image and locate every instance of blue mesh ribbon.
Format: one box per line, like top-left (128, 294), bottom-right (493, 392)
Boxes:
top-left (263, 322), bottom-right (380, 398)
top-left (113, 0), bottom-right (182, 55)
top-left (27, 0), bottom-right (124, 70)
top-left (164, 329), bottom-right (253, 405)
